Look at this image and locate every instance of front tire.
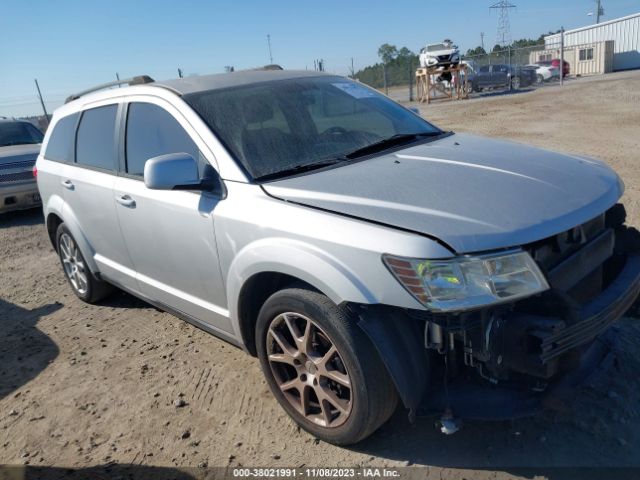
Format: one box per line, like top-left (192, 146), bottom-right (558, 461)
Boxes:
top-left (256, 288), bottom-right (397, 445)
top-left (536, 74), bottom-right (544, 84)
top-left (510, 76), bottom-right (521, 90)
top-left (56, 224), bottom-right (113, 303)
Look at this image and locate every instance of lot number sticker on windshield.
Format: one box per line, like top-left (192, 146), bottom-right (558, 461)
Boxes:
top-left (331, 82), bottom-right (377, 99)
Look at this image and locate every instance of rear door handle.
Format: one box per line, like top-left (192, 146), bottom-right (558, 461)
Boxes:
top-left (61, 180), bottom-right (74, 190)
top-left (115, 194), bottom-right (136, 208)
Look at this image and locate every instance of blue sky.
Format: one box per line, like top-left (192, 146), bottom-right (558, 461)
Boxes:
top-left (1, 0), bottom-right (638, 117)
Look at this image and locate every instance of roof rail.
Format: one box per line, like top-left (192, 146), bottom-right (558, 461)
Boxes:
top-left (65, 75), bottom-right (155, 104)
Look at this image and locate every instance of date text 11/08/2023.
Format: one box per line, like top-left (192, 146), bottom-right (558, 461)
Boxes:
top-left (232, 468), bottom-right (401, 478)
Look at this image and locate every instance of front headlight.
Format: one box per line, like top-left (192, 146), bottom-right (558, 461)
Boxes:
top-left (383, 250), bottom-right (549, 312)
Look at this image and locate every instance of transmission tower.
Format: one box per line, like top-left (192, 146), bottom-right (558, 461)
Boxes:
top-left (490, 1), bottom-right (516, 47)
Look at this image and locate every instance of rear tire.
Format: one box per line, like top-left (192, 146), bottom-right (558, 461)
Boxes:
top-left (510, 76), bottom-right (521, 90)
top-left (536, 74), bottom-right (544, 84)
top-left (256, 288), bottom-right (398, 445)
top-left (56, 224), bottom-right (113, 303)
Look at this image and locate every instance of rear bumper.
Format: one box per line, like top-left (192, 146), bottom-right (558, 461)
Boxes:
top-left (0, 181), bottom-right (41, 213)
top-left (418, 253), bottom-right (640, 420)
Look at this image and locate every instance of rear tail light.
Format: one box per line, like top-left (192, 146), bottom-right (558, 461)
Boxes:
top-left (33, 165), bottom-right (38, 178)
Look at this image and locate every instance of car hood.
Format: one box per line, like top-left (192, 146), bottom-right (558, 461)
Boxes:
top-left (0, 144), bottom-right (41, 164)
top-left (262, 133), bottom-right (624, 253)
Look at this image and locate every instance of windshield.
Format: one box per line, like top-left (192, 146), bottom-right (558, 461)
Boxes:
top-left (0, 122), bottom-right (44, 147)
top-left (426, 44), bottom-right (452, 52)
top-left (184, 76), bottom-right (441, 180)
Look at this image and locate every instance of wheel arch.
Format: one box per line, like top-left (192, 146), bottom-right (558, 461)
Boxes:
top-left (227, 239), bottom-right (378, 355)
top-left (46, 212), bottom-right (63, 249)
top-left (45, 204), bottom-right (99, 275)
top-left (236, 271), bottom-right (317, 356)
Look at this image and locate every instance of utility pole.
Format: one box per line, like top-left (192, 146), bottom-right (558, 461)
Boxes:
top-left (383, 63), bottom-right (388, 95)
top-left (480, 32), bottom-right (485, 51)
top-left (560, 27), bottom-right (565, 87)
top-left (596, 0), bottom-right (604, 23)
top-left (178, 68), bottom-right (183, 78)
top-left (350, 57), bottom-right (355, 78)
top-left (267, 34), bottom-right (273, 64)
top-left (34, 79), bottom-right (50, 127)
top-left (116, 72), bottom-right (120, 87)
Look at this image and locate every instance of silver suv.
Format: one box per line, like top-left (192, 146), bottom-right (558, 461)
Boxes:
top-left (37, 70), bottom-right (640, 444)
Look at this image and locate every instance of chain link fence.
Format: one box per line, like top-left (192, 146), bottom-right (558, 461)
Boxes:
top-left (376, 41), bottom-right (577, 104)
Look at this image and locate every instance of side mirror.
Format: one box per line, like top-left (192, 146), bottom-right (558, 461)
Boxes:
top-left (408, 106), bottom-right (421, 116)
top-left (144, 153), bottom-right (223, 194)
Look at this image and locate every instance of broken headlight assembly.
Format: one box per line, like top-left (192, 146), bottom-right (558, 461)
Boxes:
top-left (383, 250), bottom-right (549, 312)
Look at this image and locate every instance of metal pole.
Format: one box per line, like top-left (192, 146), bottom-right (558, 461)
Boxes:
top-left (559, 27), bottom-right (565, 86)
top-left (409, 59), bottom-right (413, 102)
top-left (116, 72), bottom-right (120, 87)
top-left (383, 63), bottom-right (388, 95)
top-left (267, 34), bottom-right (273, 64)
top-left (596, 0), bottom-right (602, 24)
top-left (178, 68), bottom-right (183, 78)
top-left (34, 79), bottom-right (49, 127)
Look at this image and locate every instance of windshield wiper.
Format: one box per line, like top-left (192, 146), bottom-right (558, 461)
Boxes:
top-left (342, 131), bottom-right (444, 159)
top-left (255, 158), bottom-right (348, 182)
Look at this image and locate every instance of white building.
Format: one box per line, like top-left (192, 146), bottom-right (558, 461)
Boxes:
top-left (545, 12), bottom-right (640, 72)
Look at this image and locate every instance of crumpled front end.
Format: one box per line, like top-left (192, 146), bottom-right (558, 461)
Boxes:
top-left (360, 204), bottom-right (640, 421)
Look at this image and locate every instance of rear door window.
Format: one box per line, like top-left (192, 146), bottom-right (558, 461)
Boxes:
top-left (44, 113), bottom-right (79, 162)
top-left (125, 103), bottom-right (200, 177)
top-left (76, 105), bottom-right (118, 170)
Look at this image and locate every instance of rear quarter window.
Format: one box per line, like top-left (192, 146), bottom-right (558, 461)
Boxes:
top-left (76, 105), bottom-right (118, 170)
top-left (44, 113), bottom-right (79, 162)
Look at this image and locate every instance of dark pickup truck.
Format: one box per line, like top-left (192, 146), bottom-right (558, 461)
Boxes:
top-left (469, 64), bottom-right (537, 92)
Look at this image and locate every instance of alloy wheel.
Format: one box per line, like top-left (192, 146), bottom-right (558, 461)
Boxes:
top-left (266, 312), bottom-right (353, 428)
top-left (59, 233), bottom-right (88, 295)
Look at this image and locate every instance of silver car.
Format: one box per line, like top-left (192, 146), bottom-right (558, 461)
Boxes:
top-left (1, 118), bottom-right (43, 213)
top-left (36, 70), bottom-right (640, 445)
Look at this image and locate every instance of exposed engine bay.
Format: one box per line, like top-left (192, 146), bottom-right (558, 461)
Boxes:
top-left (359, 204), bottom-right (640, 425)
top-left (419, 204), bottom-right (640, 413)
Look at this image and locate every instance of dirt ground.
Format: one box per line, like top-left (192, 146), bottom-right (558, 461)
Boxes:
top-left (1, 70), bottom-right (640, 480)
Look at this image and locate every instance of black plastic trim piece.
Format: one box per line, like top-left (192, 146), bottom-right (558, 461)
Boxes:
top-left (356, 305), bottom-right (428, 421)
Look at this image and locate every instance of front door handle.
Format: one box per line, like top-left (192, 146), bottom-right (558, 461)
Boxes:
top-left (115, 194), bottom-right (136, 208)
top-left (61, 180), bottom-right (74, 190)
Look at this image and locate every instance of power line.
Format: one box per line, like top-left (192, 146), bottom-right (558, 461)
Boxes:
top-left (490, 1), bottom-right (516, 47)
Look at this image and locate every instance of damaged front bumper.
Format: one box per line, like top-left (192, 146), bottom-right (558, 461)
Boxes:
top-left (358, 214), bottom-right (640, 422)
